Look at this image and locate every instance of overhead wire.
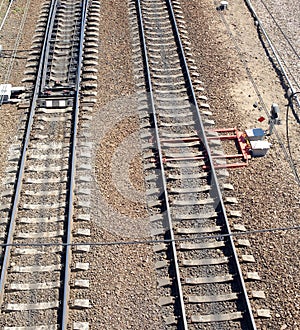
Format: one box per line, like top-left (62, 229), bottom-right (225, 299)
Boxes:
top-left (3, 0), bottom-right (31, 84)
top-left (0, 0), bottom-right (7, 20)
top-left (0, 222), bottom-right (300, 247)
top-left (255, 0), bottom-right (300, 91)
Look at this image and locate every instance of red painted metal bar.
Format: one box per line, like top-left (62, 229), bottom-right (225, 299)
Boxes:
top-left (204, 162), bottom-right (249, 170)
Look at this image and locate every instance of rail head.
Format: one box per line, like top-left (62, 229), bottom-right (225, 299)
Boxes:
top-left (61, 0), bottom-right (90, 328)
top-left (0, 1), bottom-right (90, 329)
top-left (166, 0), bottom-right (257, 327)
top-left (165, 0), bottom-right (257, 327)
top-left (0, 0), bottom-right (60, 307)
top-left (135, 0), bottom-right (257, 328)
top-left (135, 0), bottom-right (188, 328)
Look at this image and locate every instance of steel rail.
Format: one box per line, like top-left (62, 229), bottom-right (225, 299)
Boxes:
top-left (136, 0), bottom-right (257, 327)
top-left (0, 0), bottom-right (59, 306)
top-left (135, 0), bottom-right (188, 328)
top-left (40, 1), bottom-right (58, 92)
top-left (166, 0), bottom-right (257, 327)
top-left (61, 0), bottom-right (89, 327)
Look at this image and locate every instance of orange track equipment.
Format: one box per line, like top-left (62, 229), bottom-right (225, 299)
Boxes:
top-left (154, 128), bottom-right (251, 169)
top-left (205, 127), bottom-right (251, 169)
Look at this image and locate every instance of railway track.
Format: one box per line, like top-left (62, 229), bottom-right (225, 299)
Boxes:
top-left (130, 0), bottom-right (258, 328)
top-left (0, 0), bottom-right (273, 326)
top-left (0, 0), bottom-right (91, 328)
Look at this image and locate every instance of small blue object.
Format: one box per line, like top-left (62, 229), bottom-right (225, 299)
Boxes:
top-left (252, 128), bottom-right (264, 137)
top-left (245, 128), bottom-right (265, 141)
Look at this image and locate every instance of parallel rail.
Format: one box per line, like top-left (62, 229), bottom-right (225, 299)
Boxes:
top-left (136, 0), bottom-right (187, 327)
top-left (135, 0), bottom-right (257, 328)
top-left (0, 0), bottom-right (88, 328)
top-left (62, 0), bottom-right (89, 327)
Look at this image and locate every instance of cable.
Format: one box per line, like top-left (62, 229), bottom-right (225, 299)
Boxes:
top-left (0, 0), bottom-right (14, 32)
top-left (244, 0), bottom-right (300, 110)
top-left (286, 91), bottom-right (300, 181)
top-left (0, 0), bottom-right (31, 106)
top-left (215, 2), bottom-right (300, 186)
top-left (0, 222), bottom-right (300, 248)
top-left (258, 0), bottom-right (300, 61)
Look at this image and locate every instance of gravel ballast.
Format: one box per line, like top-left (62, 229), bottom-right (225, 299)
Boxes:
top-left (70, 0), bottom-right (165, 327)
top-left (180, 0), bottom-right (300, 328)
top-left (0, 0), bottom-right (299, 328)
